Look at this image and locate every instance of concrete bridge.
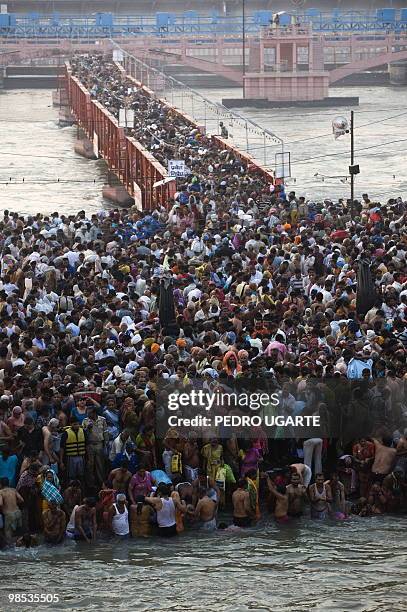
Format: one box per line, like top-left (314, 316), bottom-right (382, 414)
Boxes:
top-left (3, 30), bottom-right (407, 98)
top-left (129, 31), bottom-right (407, 88)
top-left (328, 39), bottom-right (407, 83)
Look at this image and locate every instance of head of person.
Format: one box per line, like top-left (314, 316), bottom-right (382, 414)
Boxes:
top-left (70, 417), bottom-right (80, 431)
top-left (48, 418), bottom-right (59, 433)
top-left (315, 473), bottom-right (325, 486)
top-left (77, 397), bottom-right (87, 410)
top-left (393, 466), bottom-right (404, 482)
top-left (45, 470), bottom-right (55, 483)
top-left (120, 429), bottom-right (130, 442)
top-left (48, 500), bottom-right (59, 513)
top-left (245, 468), bottom-right (257, 481)
top-left (12, 406), bottom-right (23, 419)
top-left (21, 533), bottom-right (34, 549)
top-left (158, 483), bottom-right (171, 498)
top-left (120, 459), bottom-right (129, 472)
top-left (290, 472), bottom-right (301, 487)
top-left (135, 494), bottom-right (145, 515)
top-left (24, 415), bottom-right (34, 430)
top-left (28, 463), bottom-right (40, 476)
top-left (84, 497), bottom-right (97, 509)
top-left (137, 467), bottom-right (146, 478)
top-left (87, 406), bottom-right (97, 419)
top-left (237, 478), bottom-right (247, 490)
top-left (69, 479), bottom-right (81, 490)
top-left (116, 492), bottom-right (126, 506)
top-left (125, 440), bottom-right (136, 455)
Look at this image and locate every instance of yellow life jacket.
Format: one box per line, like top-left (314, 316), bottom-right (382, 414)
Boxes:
top-left (64, 426), bottom-right (86, 457)
top-left (215, 466), bottom-right (226, 491)
top-left (171, 452), bottom-right (182, 474)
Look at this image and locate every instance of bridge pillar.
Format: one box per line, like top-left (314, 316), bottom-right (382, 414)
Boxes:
top-left (350, 35), bottom-right (358, 63)
top-left (389, 60), bottom-right (407, 85)
top-left (217, 37), bottom-right (224, 66)
top-left (244, 25), bottom-right (329, 103)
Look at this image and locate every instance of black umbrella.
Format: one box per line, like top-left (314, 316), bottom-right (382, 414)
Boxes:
top-left (356, 256), bottom-right (377, 317)
top-left (159, 274), bottom-right (179, 337)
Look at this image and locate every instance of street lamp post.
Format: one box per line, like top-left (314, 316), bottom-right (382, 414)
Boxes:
top-left (333, 111), bottom-right (359, 210)
top-left (350, 109), bottom-right (355, 204)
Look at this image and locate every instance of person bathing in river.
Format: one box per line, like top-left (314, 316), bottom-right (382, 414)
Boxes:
top-left (309, 474), bottom-right (332, 520)
top-left (266, 475), bottom-right (289, 524)
top-left (286, 470), bottom-right (308, 518)
top-left (232, 479), bottom-right (252, 528)
top-left (194, 486), bottom-right (218, 531)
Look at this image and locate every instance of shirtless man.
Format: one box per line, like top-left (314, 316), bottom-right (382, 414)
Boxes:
top-left (290, 463), bottom-right (312, 487)
top-left (0, 477), bottom-right (24, 541)
top-left (395, 429), bottom-right (407, 478)
top-left (267, 476), bottom-right (289, 523)
top-left (63, 480), bottom-right (82, 520)
top-left (371, 437), bottom-right (396, 480)
top-left (192, 471), bottom-right (218, 507)
top-left (286, 472), bottom-right (308, 517)
top-left (74, 498), bottom-right (97, 543)
top-left (368, 482), bottom-right (387, 514)
top-left (309, 473), bottom-right (332, 520)
top-left (232, 479), bottom-right (252, 527)
top-left (325, 472), bottom-right (346, 516)
top-left (195, 487), bottom-right (218, 531)
top-left (108, 460), bottom-right (132, 494)
top-left (0, 410), bottom-right (13, 449)
top-left (382, 467), bottom-right (407, 513)
top-left (42, 500), bottom-right (66, 544)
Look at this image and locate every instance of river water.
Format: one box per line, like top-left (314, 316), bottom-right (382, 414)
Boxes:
top-left (0, 87), bottom-right (407, 610)
top-left (194, 84), bottom-right (407, 202)
top-left (0, 515), bottom-right (406, 611)
top-left (1, 86), bottom-right (407, 215)
top-left (0, 90), bottom-right (107, 217)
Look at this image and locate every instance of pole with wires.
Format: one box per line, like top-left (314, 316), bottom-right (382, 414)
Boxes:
top-left (333, 111), bottom-right (359, 210)
top-left (348, 110), bottom-right (360, 216)
top-left (350, 109), bottom-right (354, 205)
top-left (242, 0), bottom-right (246, 99)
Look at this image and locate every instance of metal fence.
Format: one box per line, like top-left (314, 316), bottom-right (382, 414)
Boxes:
top-left (110, 40), bottom-right (284, 175)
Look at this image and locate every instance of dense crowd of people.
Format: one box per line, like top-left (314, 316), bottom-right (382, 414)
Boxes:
top-left (0, 53), bottom-right (406, 548)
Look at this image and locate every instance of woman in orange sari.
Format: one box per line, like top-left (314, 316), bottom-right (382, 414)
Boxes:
top-left (222, 350), bottom-right (242, 378)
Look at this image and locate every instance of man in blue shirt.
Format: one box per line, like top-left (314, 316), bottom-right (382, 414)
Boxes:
top-left (0, 448), bottom-right (19, 488)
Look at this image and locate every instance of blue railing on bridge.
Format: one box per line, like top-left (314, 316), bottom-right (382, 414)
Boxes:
top-left (2, 9), bottom-right (407, 39)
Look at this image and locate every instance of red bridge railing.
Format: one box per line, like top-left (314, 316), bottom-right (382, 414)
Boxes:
top-left (65, 63), bottom-right (175, 210)
top-left (66, 59), bottom-right (275, 210)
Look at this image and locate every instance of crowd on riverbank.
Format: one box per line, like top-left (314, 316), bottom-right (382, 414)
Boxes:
top-left (0, 54), bottom-right (406, 547)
